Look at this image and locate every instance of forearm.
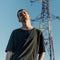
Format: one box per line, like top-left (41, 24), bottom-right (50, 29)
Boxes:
top-left (6, 51), bottom-right (14, 60)
top-left (39, 52), bottom-right (45, 60)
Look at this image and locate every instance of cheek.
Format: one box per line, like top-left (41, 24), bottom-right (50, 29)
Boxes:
top-left (18, 17), bottom-right (22, 22)
top-left (19, 16), bottom-right (22, 20)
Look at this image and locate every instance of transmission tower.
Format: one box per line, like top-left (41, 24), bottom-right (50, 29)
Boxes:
top-left (40, 0), bottom-right (55, 60)
top-left (30, 0), bottom-right (55, 60)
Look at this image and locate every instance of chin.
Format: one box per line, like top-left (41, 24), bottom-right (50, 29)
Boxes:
top-left (19, 17), bottom-right (27, 22)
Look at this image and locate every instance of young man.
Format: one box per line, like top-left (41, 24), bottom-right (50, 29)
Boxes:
top-left (5, 9), bottom-right (45, 60)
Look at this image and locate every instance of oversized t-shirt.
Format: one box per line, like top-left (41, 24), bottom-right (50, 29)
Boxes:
top-left (5, 28), bottom-right (45, 60)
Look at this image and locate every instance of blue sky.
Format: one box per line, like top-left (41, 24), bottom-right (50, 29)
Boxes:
top-left (0, 0), bottom-right (60, 60)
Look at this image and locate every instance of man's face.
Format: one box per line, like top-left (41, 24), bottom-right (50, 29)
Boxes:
top-left (18, 10), bottom-right (30, 22)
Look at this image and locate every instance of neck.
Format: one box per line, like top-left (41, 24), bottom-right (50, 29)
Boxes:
top-left (21, 20), bottom-right (33, 30)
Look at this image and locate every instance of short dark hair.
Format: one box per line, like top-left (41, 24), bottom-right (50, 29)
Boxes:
top-left (17, 9), bottom-right (27, 18)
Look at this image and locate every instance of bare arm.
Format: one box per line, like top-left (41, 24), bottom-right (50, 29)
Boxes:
top-left (6, 51), bottom-right (14, 60)
top-left (38, 52), bottom-right (45, 60)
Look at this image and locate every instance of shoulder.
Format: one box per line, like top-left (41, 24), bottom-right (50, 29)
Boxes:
top-left (34, 28), bottom-right (43, 37)
top-left (11, 28), bottom-right (21, 34)
top-left (35, 28), bottom-right (42, 34)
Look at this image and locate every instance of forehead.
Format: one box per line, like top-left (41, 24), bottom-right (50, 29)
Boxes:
top-left (18, 10), bottom-right (27, 13)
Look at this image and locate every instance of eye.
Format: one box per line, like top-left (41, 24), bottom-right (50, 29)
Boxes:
top-left (19, 13), bottom-right (23, 16)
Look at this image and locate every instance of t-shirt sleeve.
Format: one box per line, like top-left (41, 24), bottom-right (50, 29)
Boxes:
top-left (5, 31), bottom-right (15, 52)
top-left (38, 31), bottom-right (45, 54)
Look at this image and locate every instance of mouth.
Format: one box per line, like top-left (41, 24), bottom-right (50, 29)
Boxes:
top-left (19, 15), bottom-right (26, 22)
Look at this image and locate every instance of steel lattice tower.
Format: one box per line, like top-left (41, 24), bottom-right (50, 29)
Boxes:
top-left (30, 0), bottom-right (55, 60)
top-left (40, 0), bottom-right (55, 60)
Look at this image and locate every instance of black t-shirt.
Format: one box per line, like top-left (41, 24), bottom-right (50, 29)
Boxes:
top-left (5, 28), bottom-right (45, 60)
